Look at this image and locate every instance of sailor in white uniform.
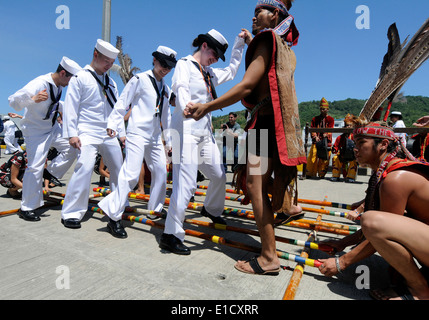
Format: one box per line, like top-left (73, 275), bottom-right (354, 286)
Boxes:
top-left (390, 111), bottom-right (407, 147)
top-left (98, 46), bottom-right (177, 230)
top-left (160, 29), bottom-right (246, 254)
top-left (1, 116), bottom-right (20, 155)
top-left (8, 57), bottom-right (81, 222)
top-left (61, 39), bottom-right (126, 237)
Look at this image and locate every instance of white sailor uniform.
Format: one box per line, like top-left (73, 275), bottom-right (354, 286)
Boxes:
top-left (45, 101), bottom-right (78, 180)
top-left (8, 73), bottom-right (76, 211)
top-left (61, 65), bottom-right (125, 221)
top-left (165, 36), bottom-right (245, 242)
top-left (98, 70), bottom-right (172, 220)
top-left (2, 119), bottom-right (20, 154)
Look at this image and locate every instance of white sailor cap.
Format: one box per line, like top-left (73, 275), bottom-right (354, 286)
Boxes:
top-left (2, 115), bottom-right (10, 120)
top-left (152, 46), bottom-right (177, 68)
top-left (95, 39), bottom-right (120, 60)
top-left (197, 29), bottom-right (229, 61)
top-left (390, 111), bottom-right (402, 116)
top-left (60, 56), bottom-right (82, 75)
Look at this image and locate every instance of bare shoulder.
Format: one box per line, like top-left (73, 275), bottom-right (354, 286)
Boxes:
top-left (382, 168), bottom-right (429, 193)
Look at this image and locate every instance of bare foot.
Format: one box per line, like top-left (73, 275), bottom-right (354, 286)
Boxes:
top-left (134, 189), bottom-right (145, 195)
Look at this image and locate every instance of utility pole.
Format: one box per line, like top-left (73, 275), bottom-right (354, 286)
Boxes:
top-left (102, 0), bottom-right (111, 42)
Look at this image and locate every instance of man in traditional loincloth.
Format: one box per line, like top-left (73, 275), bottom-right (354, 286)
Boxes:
top-left (318, 121), bottom-right (429, 300)
top-left (184, 0), bottom-right (306, 275)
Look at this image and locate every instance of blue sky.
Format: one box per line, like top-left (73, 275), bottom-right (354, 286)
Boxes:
top-left (1, 0), bottom-right (428, 118)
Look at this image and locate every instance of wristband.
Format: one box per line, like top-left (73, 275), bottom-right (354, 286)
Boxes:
top-left (335, 256), bottom-right (343, 274)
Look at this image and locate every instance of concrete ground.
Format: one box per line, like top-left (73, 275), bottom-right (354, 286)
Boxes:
top-left (0, 156), bottom-right (393, 303)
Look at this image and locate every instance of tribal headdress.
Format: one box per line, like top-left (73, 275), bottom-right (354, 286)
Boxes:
top-left (256, 0), bottom-right (299, 46)
top-left (344, 114), bottom-right (355, 127)
top-left (319, 97), bottom-right (329, 109)
top-left (354, 122), bottom-right (416, 188)
top-left (354, 121), bottom-right (423, 212)
top-left (353, 122), bottom-right (397, 141)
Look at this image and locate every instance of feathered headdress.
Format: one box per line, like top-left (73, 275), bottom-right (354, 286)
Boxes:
top-left (360, 18), bottom-right (429, 121)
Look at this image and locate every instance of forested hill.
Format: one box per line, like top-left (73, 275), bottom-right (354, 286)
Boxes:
top-left (212, 96), bottom-right (429, 129)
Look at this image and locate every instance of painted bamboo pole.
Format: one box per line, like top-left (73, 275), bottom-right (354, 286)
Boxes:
top-left (283, 196), bottom-right (327, 300)
top-left (86, 202), bottom-right (335, 253)
top-left (193, 184), bottom-right (353, 209)
top-left (300, 206), bottom-right (349, 218)
top-left (298, 218), bottom-right (359, 232)
top-left (95, 185), bottom-right (353, 210)
top-left (89, 205), bottom-right (323, 268)
top-left (0, 208), bottom-right (21, 217)
top-left (283, 231), bottom-right (317, 300)
top-left (175, 216), bottom-right (334, 253)
top-left (92, 188), bottom-right (355, 235)
top-left (0, 199), bottom-right (61, 217)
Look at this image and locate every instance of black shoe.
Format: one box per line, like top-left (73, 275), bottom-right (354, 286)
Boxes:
top-left (159, 233), bottom-right (190, 255)
top-left (18, 209), bottom-right (40, 222)
top-left (200, 206), bottom-right (227, 225)
top-left (61, 218), bottom-right (81, 229)
top-left (107, 218), bottom-right (127, 238)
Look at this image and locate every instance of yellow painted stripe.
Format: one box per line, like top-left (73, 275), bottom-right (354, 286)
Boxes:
top-left (212, 236), bottom-right (221, 244)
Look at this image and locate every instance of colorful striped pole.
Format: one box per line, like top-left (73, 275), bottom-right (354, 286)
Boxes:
top-left (176, 216), bottom-right (334, 253)
top-left (301, 206), bottom-right (349, 218)
top-left (283, 231), bottom-right (317, 300)
top-left (0, 200), bottom-right (61, 217)
top-left (297, 199), bottom-right (352, 210)
top-left (95, 185), bottom-right (353, 210)
top-left (93, 188), bottom-right (355, 235)
top-left (90, 204), bottom-right (323, 268)
top-left (298, 218), bottom-right (359, 232)
top-left (87, 202), bottom-right (334, 254)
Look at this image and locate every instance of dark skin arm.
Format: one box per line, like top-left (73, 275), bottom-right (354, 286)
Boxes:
top-left (318, 170), bottom-right (410, 277)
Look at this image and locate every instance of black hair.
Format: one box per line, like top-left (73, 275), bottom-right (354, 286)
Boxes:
top-left (372, 138), bottom-right (406, 158)
top-left (56, 64), bottom-right (73, 77)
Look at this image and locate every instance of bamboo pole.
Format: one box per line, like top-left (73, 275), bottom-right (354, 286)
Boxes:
top-left (94, 185), bottom-right (353, 210)
top-left (283, 196), bottom-right (327, 300)
top-left (90, 188), bottom-right (355, 236)
top-left (89, 205), bottom-right (323, 268)
top-left (283, 231), bottom-right (316, 300)
top-left (0, 199), bottom-right (62, 217)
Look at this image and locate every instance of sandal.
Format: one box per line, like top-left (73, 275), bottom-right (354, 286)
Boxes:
top-left (274, 212), bottom-right (305, 227)
top-left (234, 257), bottom-right (280, 276)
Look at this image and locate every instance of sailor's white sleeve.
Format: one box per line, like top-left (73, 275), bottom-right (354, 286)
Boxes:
top-left (8, 79), bottom-right (44, 111)
top-left (62, 76), bottom-right (81, 139)
top-left (108, 76), bottom-right (139, 135)
top-left (171, 60), bottom-right (191, 114)
top-left (211, 36), bottom-right (245, 86)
